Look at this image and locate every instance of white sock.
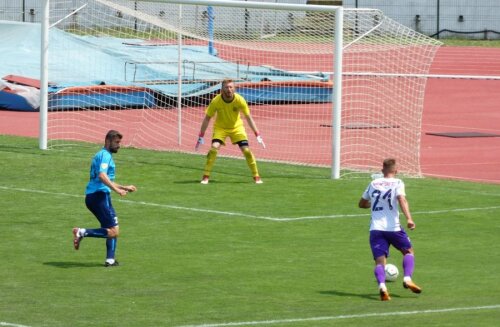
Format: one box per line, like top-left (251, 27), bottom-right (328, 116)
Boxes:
top-left (379, 283), bottom-right (387, 291)
top-left (105, 258), bottom-right (115, 264)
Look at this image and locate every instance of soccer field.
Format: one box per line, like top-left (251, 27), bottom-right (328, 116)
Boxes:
top-left (1, 135), bottom-right (499, 327)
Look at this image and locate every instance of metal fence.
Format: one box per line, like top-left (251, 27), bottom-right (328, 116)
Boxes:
top-left (0, 0), bottom-right (304, 35)
top-left (1, 0), bottom-right (500, 39)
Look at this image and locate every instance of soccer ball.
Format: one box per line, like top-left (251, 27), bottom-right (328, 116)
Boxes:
top-left (385, 264), bottom-right (399, 282)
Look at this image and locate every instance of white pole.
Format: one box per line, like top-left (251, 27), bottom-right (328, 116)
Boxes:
top-left (331, 7), bottom-right (343, 179)
top-left (39, 0), bottom-right (49, 150)
top-left (138, 0), bottom-right (339, 13)
top-left (177, 5), bottom-right (183, 145)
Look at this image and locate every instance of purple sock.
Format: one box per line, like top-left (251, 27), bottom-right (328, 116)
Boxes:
top-left (403, 254), bottom-right (415, 277)
top-left (374, 264), bottom-right (385, 284)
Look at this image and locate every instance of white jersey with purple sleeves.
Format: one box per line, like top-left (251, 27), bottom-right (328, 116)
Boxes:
top-left (362, 177), bottom-right (406, 232)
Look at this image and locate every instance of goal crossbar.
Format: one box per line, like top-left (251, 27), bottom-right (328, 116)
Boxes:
top-left (135, 0), bottom-right (340, 12)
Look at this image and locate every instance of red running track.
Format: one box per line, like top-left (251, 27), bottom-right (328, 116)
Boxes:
top-left (419, 46), bottom-right (500, 184)
top-left (1, 46), bottom-right (500, 183)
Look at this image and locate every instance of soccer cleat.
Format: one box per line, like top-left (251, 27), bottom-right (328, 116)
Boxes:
top-left (403, 280), bottom-right (422, 293)
top-left (379, 288), bottom-right (391, 301)
top-left (72, 227), bottom-right (82, 250)
top-left (254, 176), bottom-right (263, 184)
top-left (104, 260), bottom-right (120, 267)
top-left (200, 175), bottom-right (209, 184)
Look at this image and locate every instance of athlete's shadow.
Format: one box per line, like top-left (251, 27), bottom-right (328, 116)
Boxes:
top-left (43, 261), bottom-right (103, 268)
top-left (319, 290), bottom-right (401, 301)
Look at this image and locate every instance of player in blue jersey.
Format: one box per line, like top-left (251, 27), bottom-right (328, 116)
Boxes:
top-left (72, 130), bottom-right (137, 267)
top-left (358, 158), bottom-right (422, 301)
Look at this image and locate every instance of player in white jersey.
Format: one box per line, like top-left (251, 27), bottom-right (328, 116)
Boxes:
top-left (359, 158), bottom-right (422, 301)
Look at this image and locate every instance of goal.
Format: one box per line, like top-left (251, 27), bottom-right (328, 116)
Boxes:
top-left (38, 0), bottom-right (441, 177)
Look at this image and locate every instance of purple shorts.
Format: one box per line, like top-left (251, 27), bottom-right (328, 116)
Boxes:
top-left (369, 230), bottom-right (412, 259)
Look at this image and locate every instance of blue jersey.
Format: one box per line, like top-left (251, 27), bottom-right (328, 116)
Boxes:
top-left (85, 148), bottom-right (115, 195)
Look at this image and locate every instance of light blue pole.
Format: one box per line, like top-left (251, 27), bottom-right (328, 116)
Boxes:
top-left (207, 6), bottom-right (215, 55)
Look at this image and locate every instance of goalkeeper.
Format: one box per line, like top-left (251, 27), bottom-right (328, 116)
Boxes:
top-left (195, 78), bottom-right (265, 184)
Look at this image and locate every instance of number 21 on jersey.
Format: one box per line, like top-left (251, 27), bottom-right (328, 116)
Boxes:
top-left (371, 189), bottom-right (393, 211)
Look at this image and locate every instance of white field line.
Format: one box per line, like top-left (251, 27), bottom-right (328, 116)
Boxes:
top-left (1, 186), bottom-right (500, 221)
top-left (176, 304), bottom-right (500, 327)
top-left (0, 322), bottom-right (32, 327)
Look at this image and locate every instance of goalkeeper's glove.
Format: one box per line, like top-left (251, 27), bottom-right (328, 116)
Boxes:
top-left (255, 132), bottom-right (266, 149)
top-left (195, 132), bottom-right (205, 151)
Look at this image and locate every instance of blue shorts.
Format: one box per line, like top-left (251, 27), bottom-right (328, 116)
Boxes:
top-left (369, 230), bottom-right (412, 259)
top-left (85, 191), bottom-right (118, 228)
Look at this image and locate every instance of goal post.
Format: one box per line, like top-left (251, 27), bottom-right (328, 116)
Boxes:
top-left (36, 0), bottom-right (440, 178)
top-left (39, 0), bottom-right (49, 150)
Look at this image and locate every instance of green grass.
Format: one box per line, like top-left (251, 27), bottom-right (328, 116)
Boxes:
top-left (441, 39), bottom-right (500, 47)
top-left (1, 135), bottom-right (500, 327)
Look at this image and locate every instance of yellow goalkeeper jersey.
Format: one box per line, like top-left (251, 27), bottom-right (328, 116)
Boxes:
top-left (205, 93), bottom-right (250, 130)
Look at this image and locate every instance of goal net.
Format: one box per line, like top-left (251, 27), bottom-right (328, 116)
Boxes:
top-left (40, 0), bottom-right (440, 177)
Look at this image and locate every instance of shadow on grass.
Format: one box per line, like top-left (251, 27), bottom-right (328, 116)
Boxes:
top-left (319, 290), bottom-right (400, 301)
top-left (43, 261), bottom-right (103, 268)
